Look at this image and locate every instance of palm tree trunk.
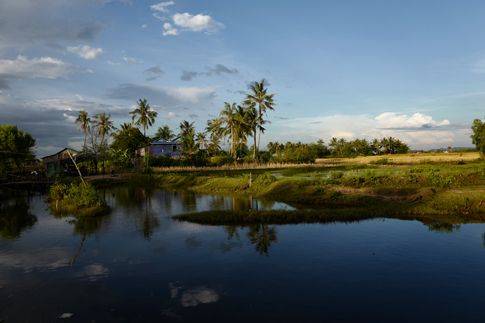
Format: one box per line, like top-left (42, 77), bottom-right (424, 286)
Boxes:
top-left (257, 105), bottom-right (262, 158)
top-left (253, 129), bottom-right (257, 161)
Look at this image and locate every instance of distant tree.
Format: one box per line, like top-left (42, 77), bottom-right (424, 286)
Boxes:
top-left (471, 118), bottom-right (485, 156)
top-left (219, 102), bottom-right (251, 160)
top-left (154, 125), bottom-right (175, 141)
top-left (111, 126), bottom-right (149, 158)
top-left (206, 118), bottom-right (224, 156)
top-left (130, 98), bottom-right (158, 136)
top-left (244, 79), bottom-right (275, 160)
top-left (93, 113), bottom-right (115, 146)
top-left (93, 113), bottom-right (115, 173)
top-left (0, 125), bottom-right (36, 174)
top-left (179, 120), bottom-right (197, 158)
top-left (75, 110), bottom-right (91, 151)
top-left (196, 132), bottom-right (207, 150)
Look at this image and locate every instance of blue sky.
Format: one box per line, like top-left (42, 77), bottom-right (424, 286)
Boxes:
top-left (1, 0), bottom-right (484, 156)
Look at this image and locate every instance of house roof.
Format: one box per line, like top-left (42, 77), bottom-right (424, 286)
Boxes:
top-left (41, 148), bottom-right (80, 160)
top-left (150, 137), bottom-right (180, 145)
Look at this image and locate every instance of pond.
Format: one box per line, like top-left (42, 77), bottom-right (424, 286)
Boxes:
top-left (1, 185), bottom-right (485, 322)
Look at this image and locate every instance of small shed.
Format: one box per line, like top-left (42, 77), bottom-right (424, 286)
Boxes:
top-left (41, 148), bottom-right (80, 177)
top-left (136, 138), bottom-right (182, 158)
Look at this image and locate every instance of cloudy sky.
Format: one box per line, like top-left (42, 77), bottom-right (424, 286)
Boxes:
top-left (1, 0), bottom-right (484, 156)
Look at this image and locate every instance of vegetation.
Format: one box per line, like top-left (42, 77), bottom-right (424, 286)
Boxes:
top-left (154, 157), bottom-right (485, 219)
top-left (471, 118), bottom-right (485, 156)
top-left (0, 125), bottom-right (36, 175)
top-left (130, 98), bottom-right (158, 136)
top-left (49, 182), bottom-right (109, 216)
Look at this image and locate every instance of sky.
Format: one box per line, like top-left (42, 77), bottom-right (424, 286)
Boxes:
top-left (1, 0), bottom-right (484, 156)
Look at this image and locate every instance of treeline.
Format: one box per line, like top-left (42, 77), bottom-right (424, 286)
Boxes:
top-left (265, 137), bottom-right (409, 163)
top-left (74, 79), bottom-right (276, 170)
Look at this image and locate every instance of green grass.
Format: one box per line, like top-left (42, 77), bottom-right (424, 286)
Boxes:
top-left (153, 159), bottom-right (485, 217)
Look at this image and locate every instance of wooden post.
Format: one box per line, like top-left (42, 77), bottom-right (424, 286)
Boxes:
top-left (67, 150), bottom-right (86, 185)
top-left (249, 172), bottom-right (252, 188)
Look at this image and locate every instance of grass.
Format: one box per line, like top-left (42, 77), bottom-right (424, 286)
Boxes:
top-left (49, 182), bottom-right (110, 217)
top-left (152, 155), bottom-right (485, 219)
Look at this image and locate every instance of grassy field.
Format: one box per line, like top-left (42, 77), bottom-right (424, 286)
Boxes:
top-left (151, 152), bottom-right (485, 223)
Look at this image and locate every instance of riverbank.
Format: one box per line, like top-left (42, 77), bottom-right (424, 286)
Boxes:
top-left (153, 159), bottom-right (485, 219)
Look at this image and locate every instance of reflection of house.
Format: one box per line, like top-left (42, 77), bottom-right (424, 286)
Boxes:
top-left (41, 148), bottom-right (81, 177)
top-left (136, 138), bottom-right (181, 158)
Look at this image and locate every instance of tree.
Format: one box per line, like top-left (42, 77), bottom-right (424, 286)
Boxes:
top-left (92, 113), bottom-right (115, 173)
top-left (0, 125), bottom-right (36, 174)
top-left (471, 118), bottom-right (485, 156)
top-left (111, 126), bottom-right (149, 158)
top-left (130, 98), bottom-right (158, 136)
top-left (196, 132), bottom-right (207, 150)
top-left (75, 110), bottom-right (90, 151)
top-left (179, 120), bottom-right (197, 158)
top-left (219, 102), bottom-right (251, 160)
top-left (206, 118), bottom-right (223, 156)
top-left (244, 79), bottom-right (275, 160)
top-left (154, 125), bottom-right (175, 141)
top-left (93, 113), bottom-right (115, 146)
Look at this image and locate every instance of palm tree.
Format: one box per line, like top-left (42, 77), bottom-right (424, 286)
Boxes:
top-left (206, 118), bottom-right (223, 156)
top-left (75, 111), bottom-right (90, 151)
top-left (154, 125), bottom-right (174, 141)
top-left (244, 79), bottom-right (275, 159)
top-left (179, 120), bottom-right (197, 157)
top-left (196, 132), bottom-right (207, 150)
top-left (119, 122), bottom-right (133, 131)
top-left (219, 102), bottom-right (250, 160)
top-left (130, 98), bottom-right (158, 136)
top-left (244, 104), bottom-right (265, 160)
top-left (93, 113), bottom-right (115, 146)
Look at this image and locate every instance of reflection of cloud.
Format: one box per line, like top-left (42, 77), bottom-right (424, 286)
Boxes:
top-left (0, 247), bottom-right (70, 272)
top-left (168, 283), bottom-right (220, 308)
top-left (180, 287), bottom-right (219, 307)
top-left (79, 264), bottom-right (109, 281)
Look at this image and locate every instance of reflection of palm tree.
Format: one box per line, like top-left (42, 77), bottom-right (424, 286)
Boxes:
top-left (247, 224), bottom-right (277, 256)
top-left (224, 225), bottom-right (240, 240)
top-left (0, 196), bottom-right (37, 240)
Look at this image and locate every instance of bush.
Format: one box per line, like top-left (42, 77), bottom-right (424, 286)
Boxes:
top-left (49, 182), bottom-right (106, 214)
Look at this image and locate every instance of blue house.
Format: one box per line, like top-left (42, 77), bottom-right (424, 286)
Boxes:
top-left (136, 138), bottom-right (182, 158)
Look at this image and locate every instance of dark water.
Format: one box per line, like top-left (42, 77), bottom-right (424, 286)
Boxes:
top-left (1, 186), bottom-right (485, 322)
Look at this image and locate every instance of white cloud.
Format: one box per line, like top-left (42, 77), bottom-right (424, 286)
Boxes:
top-left (123, 56), bottom-right (143, 64)
top-left (0, 55), bottom-right (72, 79)
top-left (172, 12), bottom-right (223, 33)
top-left (141, 23), bottom-right (148, 29)
top-left (276, 112), bottom-right (464, 149)
top-left (166, 111), bottom-right (177, 119)
top-left (375, 112), bottom-right (450, 129)
top-left (67, 45), bottom-right (103, 60)
top-left (162, 22), bottom-right (178, 36)
top-left (166, 86), bottom-right (216, 104)
top-left (150, 1), bottom-right (174, 13)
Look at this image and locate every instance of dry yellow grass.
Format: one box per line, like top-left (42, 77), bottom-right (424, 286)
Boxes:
top-left (315, 152), bottom-right (481, 165)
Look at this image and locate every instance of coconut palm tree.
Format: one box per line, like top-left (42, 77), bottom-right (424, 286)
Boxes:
top-left (179, 120), bottom-right (197, 157)
top-left (206, 118), bottom-right (223, 156)
top-left (119, 122), bottom-right (133, 131)
top-left (196, 132), bottom-right (207, 150)
top-left (244, 104), bottom-right (265, 160)
top-left (93, 113), bottom-right (115, 146)
top-left (75, 110), bottom-right (90, 151)
top-left (219, 102), bottom-right (250, 160)
top-left (154, 125), bottom-right (175, 141)
top-left (244, 79), bottom-right (275, 159)
top-left (130, 98), bottom-right (158, 136)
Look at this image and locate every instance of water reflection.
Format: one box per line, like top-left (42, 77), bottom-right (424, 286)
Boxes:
top-left (0, 191), bottom-right (37, 240)
top-left (425, 222), bottom-right (461, 233)
top-left (224, 224), bottom-right (278, 256)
